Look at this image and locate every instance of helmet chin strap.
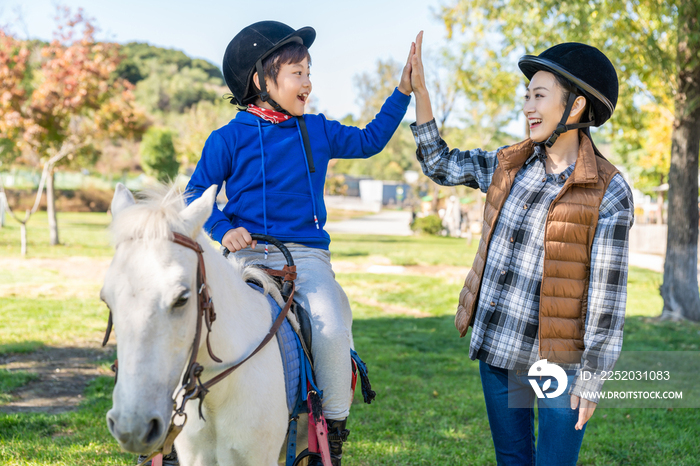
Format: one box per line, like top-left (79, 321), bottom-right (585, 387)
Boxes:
top-left (544, 92), bottom-right (595, 148)
top-left (255, 60), bottom-right (288, 114)
top-left (253, 59), bottom-right (316, 173)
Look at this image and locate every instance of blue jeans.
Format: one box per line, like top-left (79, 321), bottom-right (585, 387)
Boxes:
top-left (479, 361), bottom-right (587, 466)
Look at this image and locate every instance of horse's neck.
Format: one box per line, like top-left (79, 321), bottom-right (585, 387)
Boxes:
top-left (198, 236), bottom-right (273, 365)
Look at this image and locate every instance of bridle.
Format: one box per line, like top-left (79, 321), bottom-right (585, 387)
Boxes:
top-left (102, 232), bottom-right (297, 465)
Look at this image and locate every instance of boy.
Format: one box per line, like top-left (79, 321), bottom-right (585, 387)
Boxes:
top-left (185, 21), bottom-right (413, 466)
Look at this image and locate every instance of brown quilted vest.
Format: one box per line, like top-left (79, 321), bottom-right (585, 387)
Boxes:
top-left (456, 132), bottom-right (619, 364)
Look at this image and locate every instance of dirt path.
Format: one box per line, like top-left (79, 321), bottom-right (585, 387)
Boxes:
top-left (1, 256), bottom-right (113, 413)
top-left (0, 345), bottom-right (114, 414)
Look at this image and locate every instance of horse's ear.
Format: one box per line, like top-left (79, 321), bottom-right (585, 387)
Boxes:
top-left (111, 183), bottom-right (135, 219)
top-left (181, 185), bottom-right (217, 238)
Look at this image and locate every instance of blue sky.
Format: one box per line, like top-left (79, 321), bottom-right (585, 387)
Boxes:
top-left (2, 0), bottom-right (452, 120)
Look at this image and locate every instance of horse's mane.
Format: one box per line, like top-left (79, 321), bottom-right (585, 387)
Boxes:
top-left (110, 184), bottom-right (282, 304)
top-left (226, 257), bottom-right (284, 306)
top-left (110, 184), bottom-right (188, 244)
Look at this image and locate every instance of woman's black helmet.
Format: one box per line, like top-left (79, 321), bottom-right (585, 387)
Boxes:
top-left (223, 21), bottom-right (315, 106)
top-left (518, 43), bottom-right (618, 147)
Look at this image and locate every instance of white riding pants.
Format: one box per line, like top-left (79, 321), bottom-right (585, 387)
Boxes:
top-left (234, 243), bottom-right (354, 420)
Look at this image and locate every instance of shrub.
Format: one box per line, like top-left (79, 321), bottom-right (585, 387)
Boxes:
top-left (139, 127), bottom-right (179, 182)
top-left (410, 214), bottom-right (443, 235)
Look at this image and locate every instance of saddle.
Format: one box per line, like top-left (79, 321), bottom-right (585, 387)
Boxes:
top-left (248, 270), bottom-right (314, 365)
top-left (246, 271), bottom-right (375, 466)
top-left (228, 236), bottom-right (375, 466)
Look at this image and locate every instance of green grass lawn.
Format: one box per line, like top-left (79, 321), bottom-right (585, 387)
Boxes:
top-left (0, 216), bottom-right (698, 465)
top-left (0, 297), bottom-right (106, 353)
top-left (0, 212), bottom-right (113, 258)
top-left (331, 233), bottom-right (479, 266)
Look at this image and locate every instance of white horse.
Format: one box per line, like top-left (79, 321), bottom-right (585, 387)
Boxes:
top-left (102, 184), bottom-right (300, 465)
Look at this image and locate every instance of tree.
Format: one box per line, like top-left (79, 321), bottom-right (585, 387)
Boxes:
top-left (439, 1), bottom-right (698, 321)
top-left (167, 99), bottom-right (234, 169)
top-left (353, 58), bottom-right (403, 124)
top-left (140, 127), bottom-right (179, 182)
top-left (330, 59), bottom-right (420, 181)
top-left (660, 0), bottom-right (700, 321)
top-left (0, 30), bottom-right (30, 166)
top-left (116, 42), bottom-right (225, 116)
top-left (0, 7), bottom-right (145, 251)
top-left (421, 50), bottom-right (460, 213)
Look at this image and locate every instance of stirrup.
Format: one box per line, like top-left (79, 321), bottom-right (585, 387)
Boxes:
top-left (306, 418), bottom-right (349, 466)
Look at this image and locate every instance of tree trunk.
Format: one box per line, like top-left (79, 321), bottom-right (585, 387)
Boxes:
top-left (660, 0), bottom-right (700, 322)
top-left (431, 185), bottom-right (440, 214)
top-left (20, 219), bottom-right (27, 256)
top-left (47, 167), bottom-right (59, 246)
top-left (0, 192), bottom-right (6, 228)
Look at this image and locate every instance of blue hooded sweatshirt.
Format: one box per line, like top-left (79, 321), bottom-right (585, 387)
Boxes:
top-left (185, 88), bottom-right (410, 250)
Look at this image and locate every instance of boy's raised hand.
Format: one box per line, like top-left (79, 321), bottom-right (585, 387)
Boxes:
top-left (398, 40), bottom-right (416, 95)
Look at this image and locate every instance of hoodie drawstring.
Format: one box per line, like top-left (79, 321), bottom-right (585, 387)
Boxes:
top-left (295, 118), bottom-right (319, 230)
top-left (254, 118), bottom-right (319, 260)
top-left (256, 121), bottom-right (269, 258)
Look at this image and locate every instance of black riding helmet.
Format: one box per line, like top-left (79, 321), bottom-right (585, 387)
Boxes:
top-left (518, 43), bottom-right (618, 147)
top-left (223, 21), bottom-right (317, 172)
top-left (223, 21), bottom-right (315, 108)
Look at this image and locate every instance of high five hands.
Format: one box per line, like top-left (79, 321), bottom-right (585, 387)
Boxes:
top-left (398, 39), bottom-right (415, 95)
top-left (404, 31), bottom-right (434, 125)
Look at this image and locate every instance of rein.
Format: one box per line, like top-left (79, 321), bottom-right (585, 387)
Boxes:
top-left (102, 232), bottom-right (297, 465)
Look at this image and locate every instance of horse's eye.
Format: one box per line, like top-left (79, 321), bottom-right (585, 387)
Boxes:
top-left (173, 292), bottom-right (190, 308)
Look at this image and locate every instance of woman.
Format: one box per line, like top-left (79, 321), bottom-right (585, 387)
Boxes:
top-left (408, 32), bottom-right (633, 465)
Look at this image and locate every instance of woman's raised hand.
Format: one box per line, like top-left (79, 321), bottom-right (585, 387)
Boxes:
top-left (411, 31), bottom-right (434, 125)
top-left (410, 31), bottom-right (428, 96)
top-left (398, 40), bottom-right (416, 95)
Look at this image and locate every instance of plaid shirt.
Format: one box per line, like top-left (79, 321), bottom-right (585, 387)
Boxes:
top-left (412, 119), bottom-right (634, 402)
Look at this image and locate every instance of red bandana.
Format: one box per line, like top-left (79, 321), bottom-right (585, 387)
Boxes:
top-left (246, 104), bottom-right (292, 124)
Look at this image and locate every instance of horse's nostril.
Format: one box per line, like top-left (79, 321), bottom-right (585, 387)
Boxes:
top-left (107, 413), bottom-right (117, 435)
top-left (144, 417), bottom-right (163, 444)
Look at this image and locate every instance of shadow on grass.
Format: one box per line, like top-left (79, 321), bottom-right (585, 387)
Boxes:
top-left (62, 222), bottom-right (109, 230)
top-left (334, 251), bottom-right (371, 258)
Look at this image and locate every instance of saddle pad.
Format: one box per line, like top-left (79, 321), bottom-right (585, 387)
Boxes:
top-left (247, 283), bottom-right (300, 413)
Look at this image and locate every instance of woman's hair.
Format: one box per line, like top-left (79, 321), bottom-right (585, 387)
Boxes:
top-left (255, 42), bottom-right (311, 91)
top-left (552, 73), bottom-right (591, 123)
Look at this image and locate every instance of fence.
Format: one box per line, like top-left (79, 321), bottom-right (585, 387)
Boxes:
top-left (629, 224), bottom-right (700, 257)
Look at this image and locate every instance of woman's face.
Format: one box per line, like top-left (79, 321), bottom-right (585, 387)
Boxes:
top-left (522, 71), bottom-right (566, 143)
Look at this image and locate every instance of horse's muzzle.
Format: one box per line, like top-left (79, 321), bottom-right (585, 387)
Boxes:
top-left (106, 408), bottom-right (166, 453)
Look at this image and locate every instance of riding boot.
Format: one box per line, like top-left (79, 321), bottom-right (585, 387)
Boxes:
top-left (136, 447), bottom-right (179, 466)
top-left (308, 418), bottom-right (350, 466)
top-left (327, 418), bottom-right (350, 466)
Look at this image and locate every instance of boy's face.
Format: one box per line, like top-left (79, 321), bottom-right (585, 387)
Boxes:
top-left (267, 57), bottom-right (312, 116)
